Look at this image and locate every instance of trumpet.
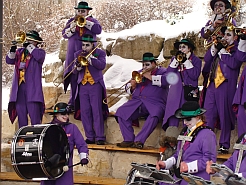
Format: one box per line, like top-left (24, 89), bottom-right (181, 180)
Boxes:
top-left (235, 28), bottom-right (246, 36)
top-left (53, 43), bottom-right (101, 87)
top-left (103, 61), bottom-right (165, 105)
top-left (176, 52), bottom-right (186, 63)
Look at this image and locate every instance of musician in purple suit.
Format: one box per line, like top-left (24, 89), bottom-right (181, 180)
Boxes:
top-left (232, 32), bottom-right (246, 137)
top-left (200, 0), bottom-right (232, 39)
top-left (116, 52), bottom-right (169, 149)
top-left (200, 0), bottom-right (235, 107)
top-left (157, 101), bottom-right (217, 185)
top-left (207, 132), bottom-right (246, 179)
top-left (203, 26), bottom-right (242, 154)
top-left (62, 1), bottom-right (102, 110)
top-left (73, 34), bottom-right (108, 145)
top-left (162, 38), bottom-right (202, 131)
top-left (6, 30), bottom-right (45, 128)
top-left (41, 102), bottom-right (89, 185)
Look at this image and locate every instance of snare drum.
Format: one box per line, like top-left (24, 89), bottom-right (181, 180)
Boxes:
top-left (11, 124), bottom-right (69, 180)
top-left (126, 163), bottom-right (159, 185)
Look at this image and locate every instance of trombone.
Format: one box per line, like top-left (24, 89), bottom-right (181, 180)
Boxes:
top-left (103, 65), bottom-right (158, 105)
top-left (53, 43), bottom-right (101, 87)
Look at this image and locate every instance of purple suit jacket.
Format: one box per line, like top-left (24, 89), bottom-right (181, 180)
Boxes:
top-left (173, 128), bottom-right (217, 185)
top-left (6, 47), bottom-right (45, 123)
top-left (233, 49), bottom-right (246, 106)
top-left (162, 53), bottom-right (202, 128)
top-left (115, 67), bottom-right (169, 121)
top-left (73, 48), bottom-right (109, 120)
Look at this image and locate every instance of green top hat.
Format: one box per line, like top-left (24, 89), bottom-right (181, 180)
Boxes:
top-left (49, 102), bottom-right (74, 115)
top-left (74, 1), bottom-right (93, 10)
top-left (174, 38), bottom-right (195, 51)
top-left (175, 101), bottom-right (206, 119)
top-left (80, 34), bottom-right (97, 42)
top-left (26, 30), bottom-right (43, 42)
top-left (140, 52), bottom-right (158, 62)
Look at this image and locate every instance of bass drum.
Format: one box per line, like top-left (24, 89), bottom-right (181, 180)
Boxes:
top-left (11, 124), bottom-right (69, 180)
top-left (125, 163), bottom-right (159, 185)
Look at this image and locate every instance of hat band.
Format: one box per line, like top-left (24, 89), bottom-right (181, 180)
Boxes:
top-left (181, 108), bottom-right (201, 117)
top-left (77, 5), bottom-right (90, 9)
top-left (54, 108), bottom-right (66, 112)
top-left (143, 57), bottom-right (155, 61)
top-left (82, 37), bottom-right (95, 42)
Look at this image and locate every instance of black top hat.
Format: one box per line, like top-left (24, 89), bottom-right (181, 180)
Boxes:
top-left (174, 38), bottom-right (195, 51)
top-left (49, 102), bottom-right (74, 115)
top-left (175, 101), bottom-right (206, 119)
top-left (140, 52), bottom-right (158, 62)
top-left (26, 30), bottom-right (43, 42)
top-left (210, 0), bottom-right (231, 11)
top-left (74, 1), bottom-right (93, 10)
top-left (80, 34), bottom-right (97, 42)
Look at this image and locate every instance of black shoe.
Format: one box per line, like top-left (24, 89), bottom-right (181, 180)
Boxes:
top-left (85, 139), bottom-right (95, 144)
top-left (116, 141), bottom-right (134, 148)
top-left (133, 141), bottom-right (144, 149)
top-left (96, 140), bottom-right (105, 145)
top-left (218, 145), bottom-right (229, 154)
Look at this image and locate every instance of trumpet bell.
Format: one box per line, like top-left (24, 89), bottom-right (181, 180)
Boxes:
top-left (78, 55), bottom-right (89, 66)
top-left (76, 16), bottom-right (86, 27)
top-left (15, 31), bottom-right (26, 44)
top-left (132, 71), bottom-right (142, 83)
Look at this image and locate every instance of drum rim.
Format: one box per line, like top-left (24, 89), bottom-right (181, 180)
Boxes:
top-left (11, 124), bottom-right (69, 180)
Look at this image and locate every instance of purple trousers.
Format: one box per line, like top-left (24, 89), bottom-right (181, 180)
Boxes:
top-left (67, 73), bottom-right (77, 107)
top-left (16, 83), bottom-right (41, 127)
top-left (118, 103), bottom-right (159, 143)
top-left (204, 82), bottom-right (233, 148)
top-left (79, 82), bottom-right (105, 141)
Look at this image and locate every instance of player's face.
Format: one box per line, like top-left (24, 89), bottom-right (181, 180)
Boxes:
top-left (214, 1), bottom-right (226, 14)
top-left (56, 113), bottom-right (69, 122)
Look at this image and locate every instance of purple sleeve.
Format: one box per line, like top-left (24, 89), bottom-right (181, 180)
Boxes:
top-left (183, 55), bottom-right (202, 81)
top-left (87, 17), bottom-right (102, 35)
top-left (62, 18), bottom-right (74, 39)
top-left (91, 49), bottom-right (106, 70)
top-left (31, 48), bottom-right (46, 64)
top-left (220, 52), bottom-right (243, 69)
top-left (223, 152), bottom-right (235, 170)
top-left (72, 124), bottom-right (89, 154)
top-left (197, 131), bottom-right (217, 172)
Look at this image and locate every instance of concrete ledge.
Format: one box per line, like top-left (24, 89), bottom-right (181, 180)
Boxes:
top-left (0, 172), bottom-right (126, 185)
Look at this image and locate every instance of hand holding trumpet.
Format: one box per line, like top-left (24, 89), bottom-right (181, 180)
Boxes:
top-left (175, 51), bottom-right (187, 64)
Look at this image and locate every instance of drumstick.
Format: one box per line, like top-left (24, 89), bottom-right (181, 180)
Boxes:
top-left (63, 161), bottom-right (82, 172)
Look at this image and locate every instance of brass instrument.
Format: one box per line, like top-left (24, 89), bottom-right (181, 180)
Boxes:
top-left (103, 61), bottom-right (165, 105)
top-left (176, 52), bottom-right (186, 63)
top-left (235, 28), bottom-right (246, 36)
top-left (53, 43), bottom-right (101, 87)
top-left (204, 0), bottom-right (240, 49)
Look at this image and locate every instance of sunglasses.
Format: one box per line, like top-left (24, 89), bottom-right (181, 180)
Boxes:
top-left (61, 112), bottom-right (69, 115)
top-left (77, 9), bottom-right (86, 13)
top-left (214, 3), bottom-right (225, 8)
top-left (184, 117), bottom-right (193, 121)
top-left (179, 44), bottom-right (187, 49)
top-left (82, 44), bottom-right (91, 47)
top-left (142, 63), bottom-right (151, 67)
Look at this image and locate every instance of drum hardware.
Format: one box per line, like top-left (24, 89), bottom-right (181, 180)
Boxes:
top-left (11, 124), bottom-right (70, 180)
top-left (63, 161), bottom-right (82, 172)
